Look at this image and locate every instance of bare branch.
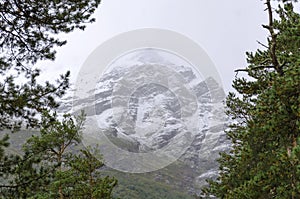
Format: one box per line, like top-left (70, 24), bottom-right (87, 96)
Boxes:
top-left (234, 65), bottom-right (274, 73)
top-left (257, 40), bottom-right (268, 49)
top-left (265, 0), bottom-right (284, 75)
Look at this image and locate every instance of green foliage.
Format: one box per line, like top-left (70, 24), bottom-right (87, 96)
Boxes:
top-left (0, 112), bottom-right (85, 198)
top-left (53, 147), bottom-right (118, 199)
top-left (0, 0), bottom-right (101, 131)
top-left (201, 1), bottom-right (300, 198)
top-left (0, 0), bottom-right (118, 198)
top-left (0, 0), bottom-right (101, 69)
top-left (1, 112), bottom-right (117, 199)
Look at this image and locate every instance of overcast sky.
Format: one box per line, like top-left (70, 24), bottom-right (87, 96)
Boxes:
top-left (37, 0), bottom-right (271, 92)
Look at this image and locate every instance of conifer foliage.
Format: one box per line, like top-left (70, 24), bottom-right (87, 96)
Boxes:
top-left (202, 0), bottom-right (300, 198)
top-left (0, 0), bottom-right (117, 198)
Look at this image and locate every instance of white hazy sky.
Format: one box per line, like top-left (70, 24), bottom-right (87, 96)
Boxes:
top-left (37, 0), bottom-right (270, 92)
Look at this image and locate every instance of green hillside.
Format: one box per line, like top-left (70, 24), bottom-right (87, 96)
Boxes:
top-left (109, 170), bottom-right (194, 199)
top-left (1, 130), bottom-right (197, 198)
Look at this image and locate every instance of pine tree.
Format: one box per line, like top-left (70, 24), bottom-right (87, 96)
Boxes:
top-left (201, 0), bottom-right (300, 198)
top-left (0, 0), bottom-right (101, 132)
top-left (0, 0), bottom-right (104, 197)
top-left (1, 112), bottom-right (118, 199)
top-left (0, 0), bottom-right (101, 168)
top-left (64, 147), bottom-right (117, 199)
top-left (24, 112), bottom-right (85, 199)
top-left (29, 113), bottom-right (117, 199)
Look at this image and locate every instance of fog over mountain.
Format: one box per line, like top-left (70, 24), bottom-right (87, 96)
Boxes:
top-left (59, 48), bottom-right (231, 194)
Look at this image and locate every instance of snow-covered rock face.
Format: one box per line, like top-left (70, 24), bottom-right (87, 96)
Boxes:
top-left (60, 48), bottom-right (230, 189)
top-left (93, 63), bottom-right (200, 154)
